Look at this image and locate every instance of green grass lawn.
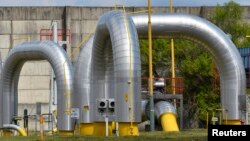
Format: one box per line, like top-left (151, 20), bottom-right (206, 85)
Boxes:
top-left (0, 128), bottom-right (207, 141)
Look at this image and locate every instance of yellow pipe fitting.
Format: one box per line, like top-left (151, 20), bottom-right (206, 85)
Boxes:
top-left (223, 120), bottom-right (241, 125)
top-left (2, 127), bottom-right (27, 136)
top-left (119, 122), bottom-right (139, 136)
top-left (2, 130), bottom-right (13, 137)
top-left (160, 113), bottom-right (179, 132)
top-left (19, 128), bottom-right (27, 136)
top-left (59, 130), bottom-right (74, 135)
top-left (79, 123), bottom-right (94, 135)
top-left (111, 122), bottom-right (116, 131)
top-left (93, 122), bottom-right (112, 136)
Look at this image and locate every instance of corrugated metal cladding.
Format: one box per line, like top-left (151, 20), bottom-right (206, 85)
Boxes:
top-left (238, 46), bottom-right (250, 69)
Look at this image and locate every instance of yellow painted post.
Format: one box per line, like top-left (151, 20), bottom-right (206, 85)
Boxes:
top-left (171, 39), bottom-right (175, 94)
top-left (169, 0), bottom-right (176, 109)
top-left (148, 0), bottom-right (155, 131)
top-left (212, 112), bottom-right (215, 125)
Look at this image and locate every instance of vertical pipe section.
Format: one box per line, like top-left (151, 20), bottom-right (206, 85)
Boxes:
top-left (12, 64), bottom-right (23, 120)
top-left (169, 0), bottom-right (176, 108)
top-left (51, 21), bottom-right (58, 131)
top-left (73, 36), bottom-right (94, 135)
top-left (147, 0), bottom-right (155, 131)
top-left (52, 21), bottom-right (58, 43)
top-left (0, 53), bottom-right (2, 128)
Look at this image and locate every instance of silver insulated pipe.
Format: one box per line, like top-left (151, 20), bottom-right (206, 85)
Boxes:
top-left (0, 41), bottom-right (74, 131)
top-left (74, 10), bottom-right (141, 123)
top-left (3, 124), bottom-right (27, 136)
top-left (142, 100), bottom-right (176, 121)
top-left (73, 35), bottom-right (94, 123)
top-left (154, 101), bottom-right (176, 120)
top-left (91, 10), bottom-right (141, 122)
top-left (0, 55), bottom-right (2, 128)
top-left (131, 14), bottom-right (246, 120)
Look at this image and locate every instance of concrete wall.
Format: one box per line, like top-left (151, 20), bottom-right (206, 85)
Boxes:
top-left (0, 6), bottom-right (250, 130)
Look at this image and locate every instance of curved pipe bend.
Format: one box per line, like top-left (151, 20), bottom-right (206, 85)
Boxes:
top-left (154, 101), bottom-right (179, 132)
top-left (131, 13), bottom-right (246, 120)
top-left (92, 10), bottom-right (141, 122)
top-left (0, 41), bottom-right (74, 131)
top-left (143, 100), bottom-right (176, 120)
top-left (3, 124), bottom-right (27, 136)
top-left (75, 10), bottom-right (141, 123)
top-left (154, 101), bottom-right (176, 120)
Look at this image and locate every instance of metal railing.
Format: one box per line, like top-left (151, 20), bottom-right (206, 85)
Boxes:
top-left (40, 29), bottom-right (71, 43)
top-left (141, 77), bottom-right (184, 94)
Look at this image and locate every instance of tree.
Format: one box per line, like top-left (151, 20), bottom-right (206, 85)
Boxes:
top-left (140, 38), bottom-right (218, 128)
top-left (211, 0), bottom-right (250, 47)
top-left (140, 39), bottom-right (170, 77)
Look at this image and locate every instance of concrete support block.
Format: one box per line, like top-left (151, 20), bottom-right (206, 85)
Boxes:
top-left (18, 90), bottom-right (50, 103)
top-left (0, 7), bottom-right (64, 20)
top-left (12, 35), bottom-right (40, 46)
top-left (71, 20), bottom-right (97, 34)
top-left (0, 48), bottom-right (10, 60)
top-left (12, 20), bottom-right (62, 34)
top-left (71, 20), bottom-right (81, 34)
top-left (0, 35), bottom-right (10, 48)
top-left (0, 21), bottom-right (11, 34)
top-left (81, 7), bottom-right (113, 20)
top-left (71, 33), bottom-right (82, 48)
top-left (0, 8), bottom-right (13, 20)
top-left (70, 8), bottom-right (81, 20)
top-left (81, 20), bottom-right (97, 34)
top-left (20, 61), bottom-right (51, 75)
top-left (18, 75), bottom-right (50, 90)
